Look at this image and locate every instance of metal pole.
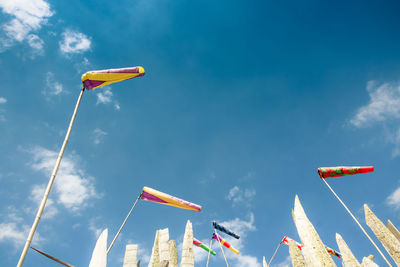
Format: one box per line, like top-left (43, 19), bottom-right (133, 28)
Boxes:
top-left (107, 192), bottom-right (142, 254)
top-left (322, 178), bottom-right (392, 267)
top-left (17, 87), bottom-right (85, 267)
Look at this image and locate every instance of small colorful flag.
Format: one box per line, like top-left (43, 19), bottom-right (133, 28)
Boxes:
top-left (212, 233), bottom-right (239, 255)
top-left (281, 236), bottom-right (303, 250)
top-left (193, 238), bottom-right (216, 256)
top-left (81, 66), bottom-right (145, 90)
top-left (141, 187), bottom-right (202, 212)
top-left (212, 221), bottom-right (240, 239)
top-left (318, 166), bottom-right (374, 179)
top-left (326, 246), bottom-right (342, 259)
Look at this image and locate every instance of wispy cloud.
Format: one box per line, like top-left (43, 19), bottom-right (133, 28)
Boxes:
top-left (387, 187), bottom-right (400, 209)
top-left (0, 222), bottom-right (29, 247)
top-left (350, 81), bottom-right (400, 127)
top-left (93, 128), bottom-right (107, 145)
top-left (96, 87), bottom-right (120, 110)
top-left (0, 0), bottom-right (53, 52)
top-left (0, 97), bottom-right (6, 121)
top-left (226, 186), bottom-right (256, 207)
top-left (28, 146), bottom-right (99, 212)
top-left (59, 30), bottom-right (91, 54)
top-left (43, 71), bottom-right (63, 96)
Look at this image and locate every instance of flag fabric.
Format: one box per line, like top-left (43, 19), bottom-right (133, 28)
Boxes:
top-left (212, 221), bottom-right (240, 239)
top-left (281, 236), bottom-right (303, 250)
top-left (281, 236), bottom-right (341, 259)
top-left (212, 233), bottom-right (239, 255)
top-left (141, 186), bottom-right (202, 212)
top-left (318, 166), bottom-right (374, 179)
top-left (326, 246), bottom-right (342, 259)
top-left (81, 66), bottom-right (145, 90)
top-left (193, 238), bottom-right (216, 256)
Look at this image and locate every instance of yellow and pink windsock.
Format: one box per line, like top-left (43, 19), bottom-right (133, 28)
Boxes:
top-left (141, 186), bottom-right (202, 212)
top-left (212, 233), bottom-right (239, 255)
top-left (81, 66), bottom-right (145, 90)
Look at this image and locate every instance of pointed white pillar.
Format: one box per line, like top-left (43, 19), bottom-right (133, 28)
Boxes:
top-left (336, 233), bottom-right (360, 267)
top-left (365, 204), bottom-right (400, 264)
top-left (89, 229), bottom-right (108, 267)
top-left (169, 240), bottom-right (178, 267)
top-left (293, 195), bottom-right (336, 266)
top-left (148, 230), bottom-right (160, 267)
top-left (180, 221), bottom-right (194, 267)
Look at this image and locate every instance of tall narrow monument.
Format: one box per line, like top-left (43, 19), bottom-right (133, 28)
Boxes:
top-left (169, 240), bottom-right (178, 267)
top-left (123, 244), bottom-right (139, 267)
top-left (365, 204), bottom-right (400, 264)
top-left (159, 228), bottom-right (170, 263)
top-left (292, 195), bottom-right (336, 266)
top-left (180, 220), bottom-right (194, 267)
top-left (148, 230), bottom-right (160, 267)
top-left (335, 233), bottom-right (360, 267)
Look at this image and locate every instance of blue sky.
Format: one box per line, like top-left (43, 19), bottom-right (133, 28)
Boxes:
top-left (1, 0), bottom-right (400, 266)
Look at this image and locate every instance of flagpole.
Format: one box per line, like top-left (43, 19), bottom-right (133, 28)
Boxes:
top-left (206, 238), bottom-right (213, 267)
top-left (322, 178), bottom-right (392, 267)
top-left (107, 192), bottom-right (143, 254)
top-left (213, 229), bottom-right (229, 267)
top-left (17, 87), bottom-right (85, 267)
top-left (30, 247), bottom-right (74, 267)
top-left (267, 241), bottom-right (282, 267)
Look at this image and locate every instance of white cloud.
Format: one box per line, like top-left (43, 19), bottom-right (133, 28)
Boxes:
top-left (0, 222), bottom-right (28, 247)
top-left (350, 81), bottom-right (400, 127)
top-left (0, 0), bottom-right (53, 51)
top-left (387, 187), bottom-right (400, 209)
top-left (27, 34), bottom-right (44, 51)
top-left (96, 87), bottom-right (120, 110)
top-left (96, 87), bottom-right (113, 104)
top-left (93, 128), bottom-right (107, 145)
top-left (59, 30), bottom-right (91, 54)
top-left (0, 97), bottom-right (6, 121)
top-left (28, 146), bottom-right (99, 212)
top-left (226, 186), bottom-right (256, 207)
top-left (219, 213), bottom-right (260, 267)
top-left (350, 81), bottom-right (400, 157)
top-left (43, 71), bottom-right (63, 96)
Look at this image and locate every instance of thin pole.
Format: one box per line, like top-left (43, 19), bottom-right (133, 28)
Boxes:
top-left (17, 87), bottom-right (85, 267)
top-left (267, 242), bottom-right (282, 267)
top-left (214, 229), bottom-right (229, 267)
top-left (30, 247), bottom-right (74, 267)
top-left (206, 238), bottom-right (213, 267)
top-left (107, 192), bottom-right (142, 254)
top-left (322, 178), bottom-right (392, 267)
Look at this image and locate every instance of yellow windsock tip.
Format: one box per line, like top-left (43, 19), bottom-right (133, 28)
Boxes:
top-left (138, 66), bottom-right (145, 74)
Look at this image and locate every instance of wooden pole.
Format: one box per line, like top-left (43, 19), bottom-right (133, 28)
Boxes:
top-left (17, 87), bottom-right (85, 267)
top-left (213, 229), bottom-right (229, 267)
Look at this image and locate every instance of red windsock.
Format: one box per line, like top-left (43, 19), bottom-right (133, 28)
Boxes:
top-left (318, 166), bottom-right (374, 179)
